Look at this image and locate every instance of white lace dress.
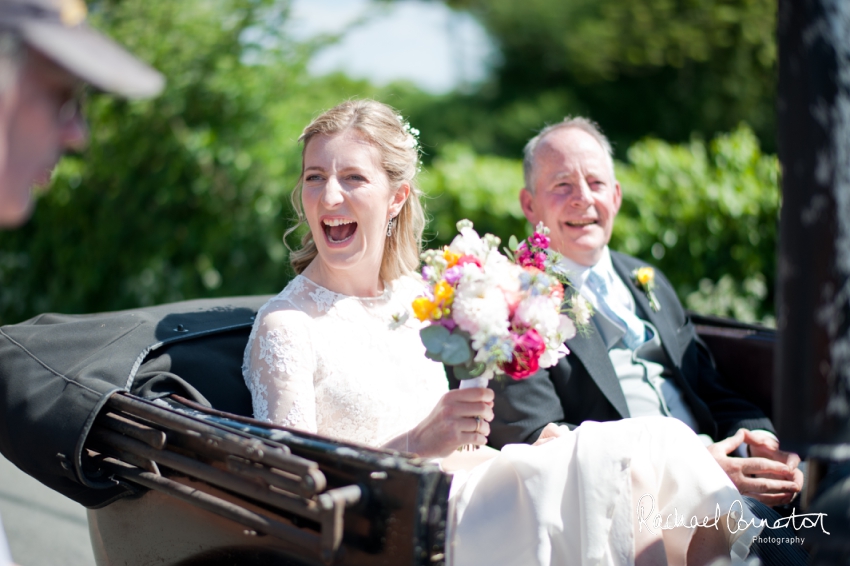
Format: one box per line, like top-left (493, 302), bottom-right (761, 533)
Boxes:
top-left (244, 275), bottom-right (760, 566)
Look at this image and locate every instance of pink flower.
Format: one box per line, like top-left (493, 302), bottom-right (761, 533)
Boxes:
top-left (534, 252), bottom-right (547, 267)
top-left (528, 232), bottom-right (550, 249)
top-left (501, 328), bottom-right (546, 380)
top-left (457, 254), bottom-right (483, 268)
top-left (515, 241), bottom-right (547, 270)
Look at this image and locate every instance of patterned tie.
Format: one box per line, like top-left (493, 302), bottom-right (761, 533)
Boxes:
top-left (586, 269), bottom-right (647, 349)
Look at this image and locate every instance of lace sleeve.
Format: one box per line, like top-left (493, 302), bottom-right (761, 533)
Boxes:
top-left (244, 308), bottom-right (317, 432)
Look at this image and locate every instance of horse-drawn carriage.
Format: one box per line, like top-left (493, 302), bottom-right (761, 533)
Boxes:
top-left (0, 295), bottom-right (780, 565)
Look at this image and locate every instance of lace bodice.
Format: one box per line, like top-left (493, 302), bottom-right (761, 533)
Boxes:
top-left (243, 274), bottom-right (448, 447)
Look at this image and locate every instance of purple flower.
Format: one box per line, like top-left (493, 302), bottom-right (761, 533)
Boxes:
top-left (444, 265), bottom-right (463, 285)
top-left (422, 265), bottom-right (434, 281)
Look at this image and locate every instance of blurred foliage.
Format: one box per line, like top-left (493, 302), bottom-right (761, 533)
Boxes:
top-left (420, 143), bottom-right (527, 246)
top-left (0, 0), bottom-right (779, 326)
top-left (408, 0), bottom-right (777, 160)
top-left (0, 0), bottom-right (384, 323)
top-left (613, 124), bottom-right (779, 324)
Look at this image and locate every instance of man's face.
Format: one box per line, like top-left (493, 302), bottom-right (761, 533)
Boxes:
top-left (0, 49), bottom-right (88, 228)
top-left (520, 127), bottom-right (621, 266)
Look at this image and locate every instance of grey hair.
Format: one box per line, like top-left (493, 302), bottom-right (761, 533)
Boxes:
top-left (0, 31), bottom-right (23, 94)
top-left (522, 116), bottom-right (615, 192)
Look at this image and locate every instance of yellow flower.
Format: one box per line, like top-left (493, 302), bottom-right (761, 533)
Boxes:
top-left (632, 266), bottom-right (661, 311)
top-left (434, 280), bottom-right (455, 304)
top-left (443, 247), bottom-right (461, 268)
top-left (412, 297), bottom-right (436, 321)
top-left (635, 267), bottom-right (654, 286)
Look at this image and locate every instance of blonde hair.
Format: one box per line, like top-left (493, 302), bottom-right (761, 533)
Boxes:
top-left (286, 99), bottom-right (425, 282)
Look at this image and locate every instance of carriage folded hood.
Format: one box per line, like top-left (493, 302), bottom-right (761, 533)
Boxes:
top-left (0, 295), bottom-right (269, 507)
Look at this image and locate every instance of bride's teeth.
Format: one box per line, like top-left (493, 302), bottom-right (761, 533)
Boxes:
top-left (323, 218), bottom-right (354, 227)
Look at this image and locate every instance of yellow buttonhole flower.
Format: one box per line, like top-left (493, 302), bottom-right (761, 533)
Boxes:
top-left (635, 267), bottom-right (654, 286)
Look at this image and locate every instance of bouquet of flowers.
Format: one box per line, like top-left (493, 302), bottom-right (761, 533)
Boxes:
top-left (412, 220), bottom-right (591, 389)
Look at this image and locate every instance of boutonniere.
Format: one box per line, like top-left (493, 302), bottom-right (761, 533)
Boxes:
top-left (632, 267), bottom-right (661, 312)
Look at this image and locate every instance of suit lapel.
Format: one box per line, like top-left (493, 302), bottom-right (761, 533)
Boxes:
top-left (610, 253), bottom-right (680, 369)
top-left (565, 288), bottom-right (631, 418)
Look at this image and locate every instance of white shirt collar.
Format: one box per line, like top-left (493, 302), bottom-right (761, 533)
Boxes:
top-left (555, 246), bottom-right (615, 291)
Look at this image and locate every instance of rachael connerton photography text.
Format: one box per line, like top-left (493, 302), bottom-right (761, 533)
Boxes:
top-left (636, 494), bottom-right (830, 537)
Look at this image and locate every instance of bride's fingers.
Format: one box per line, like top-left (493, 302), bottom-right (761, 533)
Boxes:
top-left (448, 387), bottom-right (494, 403)
top-left (456, 401), bottom-right (494, 421)
top-left (464, 416), bottom-right (490, 437)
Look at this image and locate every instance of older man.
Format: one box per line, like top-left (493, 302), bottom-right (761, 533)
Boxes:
top-left (0, 0), bottom-right (162, 228)
top-left (487, 117), bottom-right (805, 509)
top-left (0, 0), bottom-right (162, 548)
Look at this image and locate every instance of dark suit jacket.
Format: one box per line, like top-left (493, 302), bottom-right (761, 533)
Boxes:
top-left (478, 251), bottom-right (774, 449)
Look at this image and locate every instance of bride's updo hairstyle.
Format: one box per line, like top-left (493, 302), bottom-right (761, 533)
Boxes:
top-left (286, 99), bottom-right (426, 283)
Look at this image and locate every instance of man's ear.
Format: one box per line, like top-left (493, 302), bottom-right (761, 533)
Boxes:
top-left (520, 188), bottom-right (537, 224)
top-left (612, 181), bottom-right (622, 215)
top-left (389, 182), bottom-right (410, 218)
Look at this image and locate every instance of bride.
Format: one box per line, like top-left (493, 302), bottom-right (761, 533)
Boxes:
top-left (242, 99), bottom-right (760, 565)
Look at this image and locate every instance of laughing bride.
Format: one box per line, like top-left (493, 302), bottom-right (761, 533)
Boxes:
top-left (242, 99), bottom-right (761, 565)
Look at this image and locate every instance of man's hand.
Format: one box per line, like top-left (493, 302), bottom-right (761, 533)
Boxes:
top-left (707, 428), bottom-right (804, 506)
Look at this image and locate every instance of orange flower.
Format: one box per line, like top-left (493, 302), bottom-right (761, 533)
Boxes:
top-left (549, 280), bottom-right (565, 305)
top-left (434, 280), bottom-right (454, 304)
top-left (412, 297), bottom-right (436, 321)
top-left (443, 247), bottom-right (461, 268)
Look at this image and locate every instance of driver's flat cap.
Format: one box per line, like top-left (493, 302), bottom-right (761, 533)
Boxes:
top-left (0, 0), bottom-right (164, 98)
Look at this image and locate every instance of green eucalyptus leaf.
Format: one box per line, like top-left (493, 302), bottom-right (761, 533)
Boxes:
top-left (453, 363), bottom-right (473, 381)
top-left (468, 362), bottom-right (487, 377)
top-left (441, 334), bottom-right (472, 365)
top-left (420, 324), bottom-right (450, 353)
top-left (425, 349), bottom-right (444, 362)
top-left (508, 235), bottom-right (519, 251)
top-left (454, 362), bottom-right (486, 380)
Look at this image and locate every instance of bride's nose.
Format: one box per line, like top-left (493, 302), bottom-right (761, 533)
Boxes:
top-left (321, 176), bottom-right (345, 208)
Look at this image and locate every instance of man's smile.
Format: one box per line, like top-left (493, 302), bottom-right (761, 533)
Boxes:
top-left (565, 219), bottom-right (597, 227)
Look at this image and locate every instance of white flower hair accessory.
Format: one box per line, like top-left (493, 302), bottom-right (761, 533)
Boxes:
top-left (396, 114), bottom-right (422, 169)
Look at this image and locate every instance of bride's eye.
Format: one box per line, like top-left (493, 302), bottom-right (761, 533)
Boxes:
top-left (348, 174), bottom-right (366, 182)
top-left (305, 174), bottom-right (323, 182)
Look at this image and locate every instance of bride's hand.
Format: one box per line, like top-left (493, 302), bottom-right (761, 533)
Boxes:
top-left (407, 387), bottom-right (495, 458)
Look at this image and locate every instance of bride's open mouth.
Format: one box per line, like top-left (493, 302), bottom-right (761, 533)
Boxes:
top-left (322, 218), bottom-right (357, 244)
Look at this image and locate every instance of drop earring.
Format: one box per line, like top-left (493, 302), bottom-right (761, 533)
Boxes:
top-left (387, 217), bottom-right (395, 237)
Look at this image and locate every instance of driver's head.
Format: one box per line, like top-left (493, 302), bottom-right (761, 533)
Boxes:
top-left (0, 0), bottom-right (163, 227)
